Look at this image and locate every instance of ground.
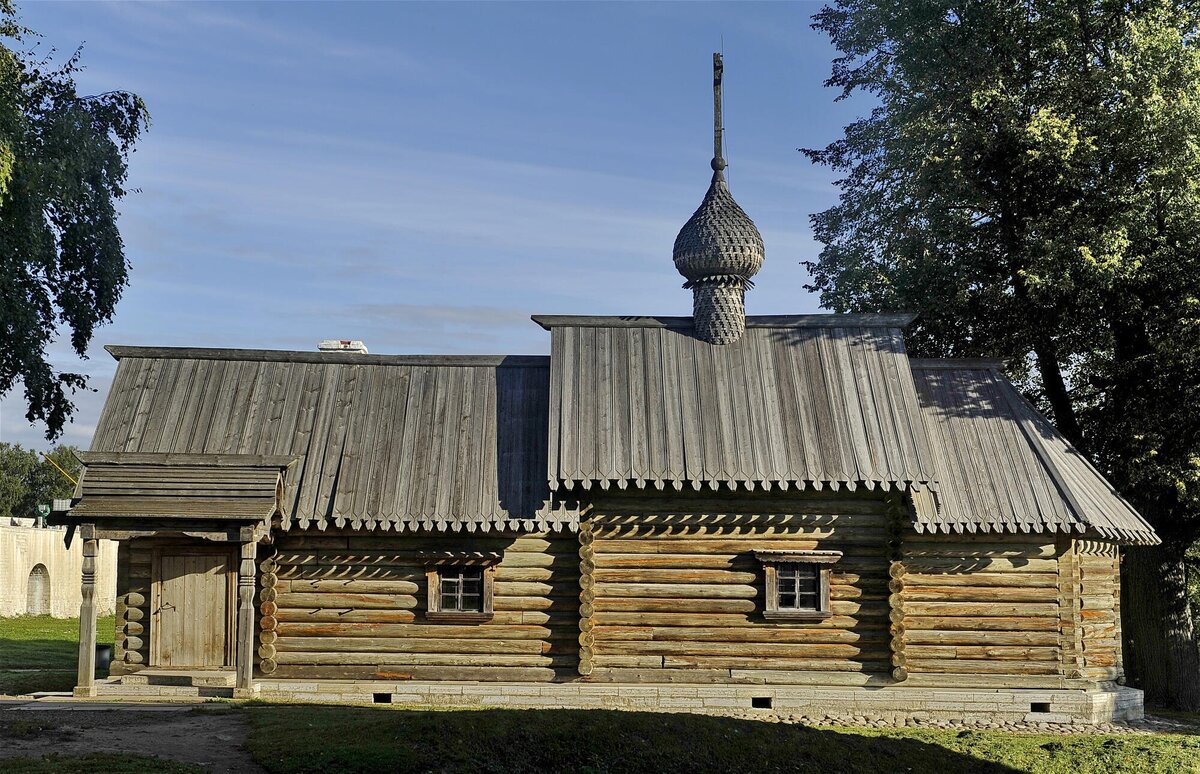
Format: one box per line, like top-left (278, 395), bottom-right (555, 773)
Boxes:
top-left (1, 615), bottom-right (1198, 773)
top-left (0, 613), bottom-right (114, 695)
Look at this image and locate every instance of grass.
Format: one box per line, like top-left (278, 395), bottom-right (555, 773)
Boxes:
top-left (0, 753), bottom-right (204, 773)
top-left (242, 705), bottom-right (1200, 774)
top-left (0, 614), bottom-right (115, 695)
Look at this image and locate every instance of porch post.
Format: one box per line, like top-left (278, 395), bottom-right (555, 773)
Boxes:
top-left (234, 539), bottom-right (258, 697)
top-left (74, 525), bottom-right (98, 697)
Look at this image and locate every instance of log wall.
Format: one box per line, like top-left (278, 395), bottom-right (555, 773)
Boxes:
top-left (260, 530), bottom-right (580, 682)
top-left (1076, 540), bottom-right (1122, 682)
top-left (111, 537), bottom-right (153, 674)
top-left (585, 494), bottom-right (894, 684)
top-left (899, 532), bottom-right (1062, 677)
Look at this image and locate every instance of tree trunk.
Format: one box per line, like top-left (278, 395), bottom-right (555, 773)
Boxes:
top-left (1121, 541), bottom-right (1200, 710)
top-left (1032, 341), bottom-right (1085, 451)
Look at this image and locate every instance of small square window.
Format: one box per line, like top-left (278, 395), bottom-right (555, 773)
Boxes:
top-left (425, 560), bottom-right (496, 623)
top-left (754, 550), bottom-right (841, 621)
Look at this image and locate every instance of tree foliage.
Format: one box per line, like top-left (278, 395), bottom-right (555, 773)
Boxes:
top-left (0, 442), bottom-right (79, 522)
top-left (0, 0), bottom-right (148, 439)
top-left (806, 0), bottom-right (1200, 707)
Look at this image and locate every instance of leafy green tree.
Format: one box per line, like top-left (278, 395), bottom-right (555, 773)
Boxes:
top-left (0, 442), bottom-right (79, 521)
top-left (806, 0), bottom-right (1200, 708)
top-left (0, 1), bottom-right (148, 439)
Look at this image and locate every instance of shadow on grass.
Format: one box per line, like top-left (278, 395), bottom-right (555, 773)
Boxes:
top-left (244, 704), bottom-right (1025, 774)
top-left (0, 615), bottom-right (116, 696)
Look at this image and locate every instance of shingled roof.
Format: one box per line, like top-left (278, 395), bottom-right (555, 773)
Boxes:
top-left (74, 317), bottom-right (1157, 545)
top-left (910, 360), bottom-right (1157, 545)
top-left (87, 347), bottom-right (577, 532)
top-left (535, 315), bottom-right (940, 494)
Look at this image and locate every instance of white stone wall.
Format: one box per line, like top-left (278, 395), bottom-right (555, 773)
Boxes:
top-left (0, 526), bottom-right (117, 618)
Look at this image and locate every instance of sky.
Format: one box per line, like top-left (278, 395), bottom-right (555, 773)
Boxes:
top-left (0, 1), bottom-right (869, 451)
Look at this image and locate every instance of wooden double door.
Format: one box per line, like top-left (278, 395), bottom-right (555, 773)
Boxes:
top-left (151, 547), bottom-right (237, 668)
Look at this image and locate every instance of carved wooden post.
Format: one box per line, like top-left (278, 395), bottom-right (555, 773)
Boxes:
top-left (74, 525), bottom-right (99, 697)
top-left (234, 540), bottom-right (258, 697)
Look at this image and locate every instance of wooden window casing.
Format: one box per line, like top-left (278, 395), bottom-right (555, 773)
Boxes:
top-left (425, 563), bottom-right (496, 623)
top-left (754, 550), bottom-right (841, 622)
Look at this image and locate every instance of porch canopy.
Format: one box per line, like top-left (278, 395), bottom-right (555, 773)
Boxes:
top-left (62, 452), bottom-right (297, 541)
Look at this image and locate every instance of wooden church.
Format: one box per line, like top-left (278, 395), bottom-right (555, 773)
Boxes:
top-left (58, 56), bottom-right (1156, 723)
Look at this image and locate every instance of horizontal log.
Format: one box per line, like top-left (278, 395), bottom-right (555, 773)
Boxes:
top-left (900, 572), bottom-right (1057, 588)
top-left (276, 593), bottom-right (418, 610)
top-left (275, 608), bottom-right (577, 627)
top-left (904, 630), bottom-right (1059, 646)
top-left (597, 641), bottom-right (886, 659)
top-left (903, 558), bottom-right (1057, 573)
top-left (906, 645), bottom-right (1058, 661)
top-left (274, 651), bottom-right (568, 667)
top-left (901, 543), bottom-right (1056, 559)
top-left (594, 598), bottom-right (757, 614)
top-left (276, 636), bottom-right (553, 655)
top-left (595, 582), bottom-right (755, 599)
top-left (286, 580), bottom-right (420, 595)
top-left (267, 665), bottom-right (561, 682)
top-left (493, 596), bottom-right (581, 613)
top-left (906, 658), bottom-right (1058, 675)
top-left (902, 586), bottom-right (1058, 603)
top-left (591, 499), bottom-right (889, 519)
top-left (595, 569), bottom-right (759, 585)
top-left (903, 601), bottom-right (1058, 617)
top-left (593, 612), bottom-right (880, 628)
top-left (593, 538), bottom-right (888, 555)
top-left (587, 667), bottom-right (734, 683)
top-left (660, 656), bottom-right (884, 671)
top-left (904, 616), bottom-right (1058, 632)
top-left (592, 626), bottom-right (888, 644)
top-left (275, 622), bottom-right (559, 639)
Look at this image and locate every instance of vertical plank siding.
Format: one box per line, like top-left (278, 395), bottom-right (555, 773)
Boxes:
top-left (262, 530), bottom-right (580, 681)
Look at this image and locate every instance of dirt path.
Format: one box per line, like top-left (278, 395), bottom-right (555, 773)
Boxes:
top-left (0, 702), bottom-right (265, 773)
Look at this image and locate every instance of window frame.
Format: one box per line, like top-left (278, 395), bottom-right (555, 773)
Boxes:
top-left (753, 550), bottom-right (842, 622)
top-left (423, 553), bottom-right (499, 623)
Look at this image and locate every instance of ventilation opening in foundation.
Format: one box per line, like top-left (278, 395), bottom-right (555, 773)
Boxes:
top-left (373, 693), bottom-right (392, 704)
top-left (751, 697), bottom-right (772, 710)
top-left (1030, 702), bottom-right (1051, 713)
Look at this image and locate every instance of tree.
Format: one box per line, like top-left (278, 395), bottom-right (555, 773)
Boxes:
top-left (805, 0), bottom-right (1200, 708)
top-left (0, 1), bottom-right (148, 439)
top-left (0, 442), bottom-right (79, 522)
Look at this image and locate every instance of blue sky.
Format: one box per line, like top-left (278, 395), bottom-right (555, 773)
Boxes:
top-left (0, 1), bottom-right (867, 450)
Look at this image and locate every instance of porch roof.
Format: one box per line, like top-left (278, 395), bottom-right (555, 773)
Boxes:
top-left (68, 452), bottom-right (294, 525)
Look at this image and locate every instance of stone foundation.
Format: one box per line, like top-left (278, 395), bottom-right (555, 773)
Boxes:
top-left (89, 674), bottom-right (1144, 725)
top-left (254, 680), bottom-right (1142, 724)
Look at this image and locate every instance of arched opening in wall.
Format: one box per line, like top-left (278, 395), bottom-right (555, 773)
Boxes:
top-left (26, 564), bottom-right (50, 615)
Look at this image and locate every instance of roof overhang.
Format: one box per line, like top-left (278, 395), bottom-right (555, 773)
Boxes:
top-left (55, 452), bottom-right (298, 542)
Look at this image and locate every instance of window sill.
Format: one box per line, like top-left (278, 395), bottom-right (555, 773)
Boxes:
top-left (425, 611), bottom-right (493, 623)
top-left (762, 610), bottom-right (832, 622)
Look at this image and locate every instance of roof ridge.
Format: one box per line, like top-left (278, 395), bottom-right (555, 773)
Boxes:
top-left (531, 313), bottom-right (916, 330)
top-left (909, 358), bottom-right (1005, 370)
top-left (104, 345), bottom-right (549, 367)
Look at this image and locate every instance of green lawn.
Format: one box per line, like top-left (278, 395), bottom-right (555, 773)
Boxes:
top-left (0, 754), bottom-right (203, 774)
top-left (243, 705), bottom-right (1200, 774)
top-left (0, 614), bottom-right (115, 695)
top-left (2, 617), bottom-right (1198, 772)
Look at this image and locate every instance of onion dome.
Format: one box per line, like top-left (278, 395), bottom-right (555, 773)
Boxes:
top-left (672, 54), bottom-right (764, 345)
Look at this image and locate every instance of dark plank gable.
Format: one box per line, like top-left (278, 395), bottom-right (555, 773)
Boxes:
top-left (540, 318), bottom-right (939, 493)
top-left (90, 348), bottom-right (577, 532)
